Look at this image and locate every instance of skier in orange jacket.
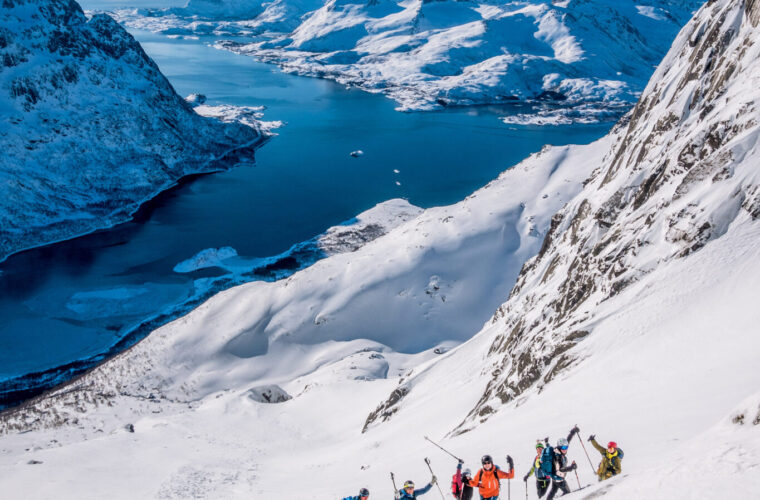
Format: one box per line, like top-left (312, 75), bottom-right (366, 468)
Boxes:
top-left (465, 454), bottom-right (514, 500)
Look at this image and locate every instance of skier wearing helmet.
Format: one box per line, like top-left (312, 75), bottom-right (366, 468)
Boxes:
top-left (465, 454), bottom-right (514, 500)
top-left (587, 435), bottom-right (624, 481)
top-left (395, 477), bottom-right (435, 499)
top-left (451, 459), bottom-right (474, 500)
top-left (341, 487), bottom-right (370, 500)
top-left (546, 426), bottom-right (579, 500)
top-left (523, 441), bottom-right (550, 498)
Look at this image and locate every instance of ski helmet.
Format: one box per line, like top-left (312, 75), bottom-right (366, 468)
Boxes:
top-left (481, 454), bottom-right (493, 464)
top-left (463, 468), bottom-right (472, 478)
top-left (403, 480), bottom-right (415, 489)
top-left (607, 441), bottom-right (617, 449)
top-left (536, 441), bottom-right (545, 450)
top-left (557, 437), bottom-right (569, 448)
top-left (359, 487), bottom-right (369, 497)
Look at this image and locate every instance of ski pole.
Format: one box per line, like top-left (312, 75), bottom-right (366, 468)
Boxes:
top-left (424, 435), bottom-right (463, 462)
top-left (424, 457), bottom-right (446, 500)
top-left (524, 480), bottom-right (528, 500)
top-left (391, 472), bottom-right (398, 497)
top-left (574, 467), bottom-right (582, 490)
top-left (576, 428), bottom-right (596, 474)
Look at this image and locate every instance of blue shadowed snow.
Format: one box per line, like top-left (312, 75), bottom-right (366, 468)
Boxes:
top-left (0, 27), bottom-right (612, 408)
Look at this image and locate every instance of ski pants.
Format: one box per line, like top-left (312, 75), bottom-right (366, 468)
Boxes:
top-left (536, 478), bottom-right (550, 498)
top-left (597, 462), bottom-right (620, 481)
top-left (546, 480), bottom-right (571, 499)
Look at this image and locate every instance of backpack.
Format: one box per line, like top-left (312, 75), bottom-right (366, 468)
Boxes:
top-left (539, 446), bottom-right (554, 478)
top-left (451, 473), bottom-right (461, 497)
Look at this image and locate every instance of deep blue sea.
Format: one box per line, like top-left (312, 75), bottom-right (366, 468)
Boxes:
top-left (0, 9), bottom-right (613, 406)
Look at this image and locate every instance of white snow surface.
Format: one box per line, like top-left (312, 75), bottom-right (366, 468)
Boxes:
top-left (0, 0), bottom-right (268, 263)
top-left (2, 0), bottom-right (760, 498)
top-left (112, 0), bottom-right (703, 116)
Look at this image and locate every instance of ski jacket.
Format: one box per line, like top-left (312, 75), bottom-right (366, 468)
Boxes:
top-left (466, 466), bottom-right (514, 498)
top-left (549, 450), bottom-right (576, 482)
top-left (341, 497), bottom-right (360, 500)
top-left (397, 483), bottom-right (433, 499)
top-left (548, 430), bottom-right (577, 482)
top-left (451, 463), bottom-right (474, 500)
top-left (526, 454), bottom-right (547, 480)
top-left (590, 439), bottom-right (624, 475)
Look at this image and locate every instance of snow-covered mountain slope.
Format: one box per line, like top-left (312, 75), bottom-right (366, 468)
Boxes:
top-left (0, 0), bottom-right (266, 263)
top-left (2, 0), bottom-right (759, 498)
top-left (115, 0), bottom-right (704, 118)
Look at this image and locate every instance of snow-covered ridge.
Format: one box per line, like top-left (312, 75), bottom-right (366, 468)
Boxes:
top-left (364, 0), bottom-right (760, 433)
top-left (113, 0), bottom-right (703, 117)
top-left (0, 0), bottom-right (267, 263)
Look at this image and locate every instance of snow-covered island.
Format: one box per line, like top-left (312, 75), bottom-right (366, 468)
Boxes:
top-left (1, 0), bottom-right (759, 498)
top-left (115, 0), bottom-right (703, 121)
top-left (0, 0), bottom-right (269, 263)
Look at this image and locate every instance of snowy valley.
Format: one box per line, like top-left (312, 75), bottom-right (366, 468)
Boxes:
top-left (1, 0), bottom-right (759, 498)
top-left (114, 0), bottom-right (704, 122)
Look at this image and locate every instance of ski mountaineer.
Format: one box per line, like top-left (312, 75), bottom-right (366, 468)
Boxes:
top-left (523, 441), bottom-right (550, 498)
top-left (465, 454), bottom-right (514, 500)
top-left (341, 487), bottom-right (370, 500)
top-left (395, 478), bottom-right (436, 499)
top-left (451, 460), bottom-right (474, 500)
top-left (588, 435), bottom-right (624, 481)
top-left (546, 426), bottom-right (579, 500)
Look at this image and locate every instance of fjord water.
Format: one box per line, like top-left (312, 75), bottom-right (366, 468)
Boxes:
top-left (0, 24), bottom-right (612, 405)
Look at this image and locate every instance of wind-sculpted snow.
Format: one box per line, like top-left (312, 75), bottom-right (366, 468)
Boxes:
top-left (0, 0), bottom-right (266, 263)
top-left (113, 0), bottom-right (703, 119)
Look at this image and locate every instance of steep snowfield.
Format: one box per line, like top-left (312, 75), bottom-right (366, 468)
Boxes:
top-left (114, 0), bottom-right (703, 117)
top-left (2, 0), bottom-right (759, 498)
top-left (0, 0), bottom-right (266, 263)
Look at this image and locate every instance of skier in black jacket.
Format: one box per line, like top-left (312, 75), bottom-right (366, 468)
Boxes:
top-left (546, 426), bottom-right (579, 499)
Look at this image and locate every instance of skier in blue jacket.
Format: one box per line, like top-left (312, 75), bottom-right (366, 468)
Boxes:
top-left (396, 478), bottom-right (435, 499)
top-left (341, 487), bottom-right (369, 500)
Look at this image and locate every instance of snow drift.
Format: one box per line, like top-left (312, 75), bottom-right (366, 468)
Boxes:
top-left (0, 0), bottom-right (267, 263)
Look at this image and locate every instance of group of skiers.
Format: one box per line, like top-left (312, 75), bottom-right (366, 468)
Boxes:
top-left (342, 427), bottom-right (623, 500)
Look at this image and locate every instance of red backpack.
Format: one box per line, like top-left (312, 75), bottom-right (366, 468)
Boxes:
top-left (451, 472), bottom-right (463, 497)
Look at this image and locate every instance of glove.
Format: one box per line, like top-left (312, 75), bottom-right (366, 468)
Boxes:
top-left (570, 462), bottom-right (577, 471)
top-left (523, 474), bottom-right (529, 482)
top-left (394, 493), bottom-right (401, 500)
top-left (588, 434), bottom-right (595, 442)
top-left (506, 455), bottom-right (514, 470)
top-left (570, 425), bottom-right (580, 435)
top-left (458, 459), bottom-right (464, 466)
top-left (457, 461), bottom-right (463, 470)
top-left (431, 475), bottom-right (437, 485)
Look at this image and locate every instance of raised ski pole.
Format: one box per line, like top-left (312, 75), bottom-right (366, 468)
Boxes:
top-left (424, 457), bottom-right (446, 500)
top-left (391, 472), bottom-right (398, 497)
top-left (574, 426), bottom-right (596, 474)
top-left (424, 435), bottom-right (463, 462)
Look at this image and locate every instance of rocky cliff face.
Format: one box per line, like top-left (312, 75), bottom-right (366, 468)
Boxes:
top-left (0, 0), bottom-right (264, 262)
top-left (365, 0), bottom-right (760, 432)
top-left (456, 0), bottom-right (760, 431)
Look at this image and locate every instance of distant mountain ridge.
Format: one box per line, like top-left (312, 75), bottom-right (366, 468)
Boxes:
top-left (116, 0), bottom-right (704, 119)
top-left (0, 0), bottom-right (265, 262)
